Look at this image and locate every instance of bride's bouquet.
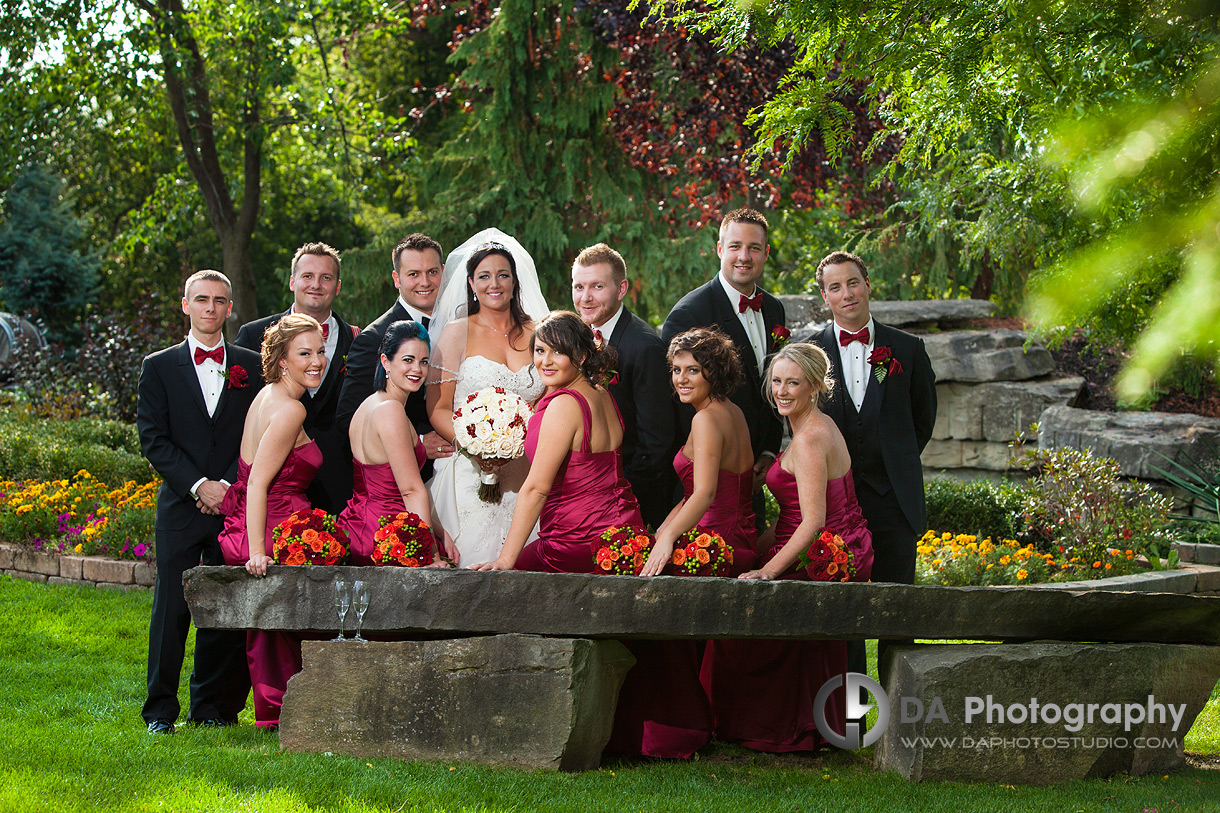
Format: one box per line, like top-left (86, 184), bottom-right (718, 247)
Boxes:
top-left (452, 386), bottom-right (533, 503)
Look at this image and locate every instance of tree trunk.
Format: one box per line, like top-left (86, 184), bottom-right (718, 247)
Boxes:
top-left (971, 250), bottom-right (995, 300)
top-left (222, 230), bottom-right (259, 330)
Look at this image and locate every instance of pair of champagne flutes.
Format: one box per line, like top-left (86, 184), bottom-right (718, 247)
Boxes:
top-left (333, 580), bottom-right (370, 641)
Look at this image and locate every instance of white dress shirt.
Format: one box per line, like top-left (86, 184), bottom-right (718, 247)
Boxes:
top-left (185, 333), bottom-right (226, 498)
top-left (835, 317), bottom-right (875, 413)
top-left (398, 297), bottom-right (431, 330)
top-left (592, 305), bottom-right (625, 345)
top-left (717, 273), bottom-right (766, 374)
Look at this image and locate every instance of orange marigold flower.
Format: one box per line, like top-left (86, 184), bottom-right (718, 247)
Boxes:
top-left (1093, 561), bottom-right (1101, 568)
top-left (1104, 563), bottom-right (1112, 570)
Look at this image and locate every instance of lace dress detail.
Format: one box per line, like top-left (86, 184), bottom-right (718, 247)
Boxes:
top-left (428, 356), bottom-right (545, 567)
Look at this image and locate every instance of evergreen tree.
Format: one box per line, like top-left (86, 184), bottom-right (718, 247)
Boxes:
top-left (0, 165), bottom-right (100, 342)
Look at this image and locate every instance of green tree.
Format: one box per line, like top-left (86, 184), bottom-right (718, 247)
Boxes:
top-left (0, 164), bottom-right (100, 341)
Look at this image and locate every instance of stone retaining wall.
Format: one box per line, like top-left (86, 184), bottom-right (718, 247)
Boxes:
top-left (0, 542), bottom-right (153, 591)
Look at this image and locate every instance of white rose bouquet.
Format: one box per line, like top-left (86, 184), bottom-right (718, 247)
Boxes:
top-left (451, 386), bottom-right (534, 503)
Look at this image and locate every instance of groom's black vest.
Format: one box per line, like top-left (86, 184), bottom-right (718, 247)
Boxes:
top-left (841, 397), bottom-right (889, 497)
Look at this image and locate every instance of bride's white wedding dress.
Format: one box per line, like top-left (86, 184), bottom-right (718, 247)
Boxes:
top-left (428, 355), bottom-right (545, 567)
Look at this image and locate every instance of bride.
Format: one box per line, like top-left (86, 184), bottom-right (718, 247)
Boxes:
top-left (426, 229), bottom-right (549, 566)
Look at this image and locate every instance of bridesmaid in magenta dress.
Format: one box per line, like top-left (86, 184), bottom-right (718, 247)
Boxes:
top-left (218, 314), bottom-right (325, 729)
top-left (703, 342), bottom-right (874, 752)
top-left (337, 321), bottom-right (436, 565)
top-left (641, 328), bottom-right (757, 577)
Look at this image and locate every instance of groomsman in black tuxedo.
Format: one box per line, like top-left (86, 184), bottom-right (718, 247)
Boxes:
top-left (336, 233), bottom-right (452, 480)
top-left (812, 250), bottom-right (936, 683)
top-left (138, 270), bottom-right (262, 734)
top-left (235, 242), bottom-right (358, 513)
top-left (662, 209), bottom-right (786, 524)
top-left (572, 243), bottom-right (676, 528)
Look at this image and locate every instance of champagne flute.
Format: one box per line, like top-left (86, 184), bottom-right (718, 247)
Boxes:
top-left (352, 580), bottom-right (370, 642)
top-left (333, 581), bottom-right (350, 641)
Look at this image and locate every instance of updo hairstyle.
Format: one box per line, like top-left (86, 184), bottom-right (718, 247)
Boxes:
top-left (763, 342), bottom-right (836, 408)
top-left (531, 310), bottom-right (618, 387)
top-left (261, 313), bottom-right (323, 384)
top-left (374, 320), bottom-right (431, 392)
top-left (666, 327), bottom-right (743, 401)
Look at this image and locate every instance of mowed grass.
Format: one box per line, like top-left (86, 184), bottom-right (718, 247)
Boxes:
top-left (1, 575), bottom-right (1217, 812)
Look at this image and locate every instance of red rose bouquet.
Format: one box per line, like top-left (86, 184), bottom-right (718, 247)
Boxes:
top-left (371, 511), bottom-right (435, 567)
top-left (798, 529), bottom-right (856, 582)
top-left (668, 526), bottom-right (733, 577)
top-left (593, 525), bottom-right (654, 575)
top-left (271, 508), bottom-right (348, 566)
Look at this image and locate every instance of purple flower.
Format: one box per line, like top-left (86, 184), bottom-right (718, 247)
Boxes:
top-left (134, 542), bottom-right (147, 558)
top-left (34, 538), bottom-right (43, 551)
top-left (120, 541), bottom-right (130, 555)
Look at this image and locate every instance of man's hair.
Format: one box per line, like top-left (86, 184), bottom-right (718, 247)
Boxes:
top-left (183, 269), bottom-right (232, 299)
top-left (392, 234), bottom-right (444, 271)
top-left (718, 208), bottom-right (769, 239)
top-left (815, 250), bottom-right (869, 290)
top-left (291, 242), bottom-right (341, 278)
top-left (573, 243), bottom-right (627, 285)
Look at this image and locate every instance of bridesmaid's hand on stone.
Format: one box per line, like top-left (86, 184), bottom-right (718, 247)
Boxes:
top-left (640, 536), bottom-right (674, 577)
top-left (738, 569), bottom-right (773, 580)
top-left (246, 553), bottom-right (273, 577)
top-left (472, 557), bottom-right (514, 572)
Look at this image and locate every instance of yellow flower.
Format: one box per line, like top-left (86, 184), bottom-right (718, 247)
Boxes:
top-left (74, 543), bottom-right (82, 553)
top-left (1016, 569), bottom-right (1028, 580)
top-left (999, 555), bottom-right (1010, 565)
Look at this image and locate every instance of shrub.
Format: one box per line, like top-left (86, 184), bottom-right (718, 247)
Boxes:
top-left (0, 410), bottom-right (152, 484)
top-left (924, 477), bottom-right (1028, 541)
top-left (1017, 446), bottom-right (1173, 566)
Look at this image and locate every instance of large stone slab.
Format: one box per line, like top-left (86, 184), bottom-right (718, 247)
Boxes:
top-left (874, 643), bottom-right (1220, 783)
top-left (1039, 405), bottom-right (1220, 482)
top-left (933, 378), bottom-right (1085, 442)
top-left (183, 566), bottom-right (1220, 645)
top-left (924, 330), bottom-right (1054, 382)
top-left (922, 439), bottom-right (1016, 472)
top-left (777, 297), bottom-right (996, 330)
top-left (280, 635), bottom-right (634, 771)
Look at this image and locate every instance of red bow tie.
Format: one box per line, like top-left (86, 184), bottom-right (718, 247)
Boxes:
top-left (839, 326), bottom-right (870, 347)
top-left (194, 346), bottom-right (224, 365)
top-left (738, 292), bottom-right (763, 313)
top-left (321, 323), bottom-right (329, 340)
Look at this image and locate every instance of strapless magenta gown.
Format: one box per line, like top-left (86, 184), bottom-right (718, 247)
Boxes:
top-left (338, 437), bottom-right (427, 566)
top-left (699, 454), bottom-right (874, 752)
top-left (218, 440), bottom-right (322, 728)
top-left (673, 449), bottom-right (757, 575)
top-left (515, 388), bottom-right (643, 573)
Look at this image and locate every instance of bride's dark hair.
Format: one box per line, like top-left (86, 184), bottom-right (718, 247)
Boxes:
top-left (531, 310), bottom-right (617, 387)
top-left (465, 242), bottom-right (531, 348)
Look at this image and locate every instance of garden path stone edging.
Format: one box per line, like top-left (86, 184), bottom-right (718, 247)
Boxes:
top-left (280, 635), bottom-right (634, 771)
top-left (0, 542), bottom-right (153, 590)
top-left (875, 642), bottom-right (1220, 783)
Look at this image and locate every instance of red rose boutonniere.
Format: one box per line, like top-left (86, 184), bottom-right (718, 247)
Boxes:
top-left (867, 346), bottom-right (903, 383)
top-left (770, 324), bottom-right (791, 350)
top-left (224, 364), bottom-right (249, 389)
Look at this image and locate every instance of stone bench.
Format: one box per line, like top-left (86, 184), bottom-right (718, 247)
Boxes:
top-left (184, 566), bottom-right (1220, 782)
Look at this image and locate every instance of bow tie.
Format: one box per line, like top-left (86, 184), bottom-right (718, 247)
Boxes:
top-left (839, 326), bottom-right (870, 347)
top-left (321, 323), bottom-right (329, 340)
top-left (738, 292), bottom-right (763, 313)
top-left (194, 346), bottom-right (224, 365)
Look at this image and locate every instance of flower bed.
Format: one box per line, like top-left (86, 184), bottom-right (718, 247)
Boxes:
top-left (916, 531), bottom-right (1141, 586)
top-left (0, 470), bottom-right (157, 561)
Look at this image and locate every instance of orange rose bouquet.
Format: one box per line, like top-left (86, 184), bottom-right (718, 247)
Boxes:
top-left (667, 526), bottom-right (733, 577)
top-left (798, 529), bottom-right (855, 582)
top-left (371, 511), bottom-right (435, 567)
top-left (593, 525), bottom-right (654, 575)
top-left (270, 508), bottom-right (348, 566)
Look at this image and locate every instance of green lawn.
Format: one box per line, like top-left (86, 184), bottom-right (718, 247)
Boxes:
top-left (1, 575), bottom-right (1217, 812)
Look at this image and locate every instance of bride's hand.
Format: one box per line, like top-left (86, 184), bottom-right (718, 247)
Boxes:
top-left (472, 557), bottom-right (514, 571)
top-left (739, 569), bottom-right (774, 580)
top-left (473, 451), bottom-right (507, 471)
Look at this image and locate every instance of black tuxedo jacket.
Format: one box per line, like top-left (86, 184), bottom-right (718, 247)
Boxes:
top-left (814, 320), bottom-right (937, 534)
top-left (235, 309), bottom-right (357, 511)
top-left (137, 341), bottom-right (263, 532)
top-left (661, 277), bottom-right (786, 459)
top-left (336, 302), bottom-right (431, 436)
top-left (607, 307), bottom-right (675, 490)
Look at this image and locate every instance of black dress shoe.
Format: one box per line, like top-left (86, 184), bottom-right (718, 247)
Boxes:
top-left (147, 719), bottom-right (175, 735)
top-left (190, 718), bottom-right (234, 728)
